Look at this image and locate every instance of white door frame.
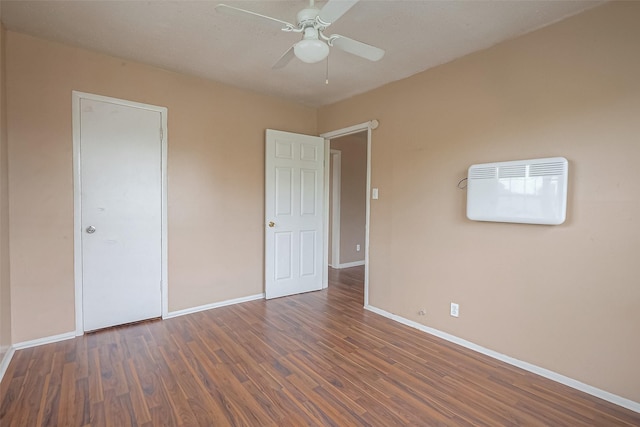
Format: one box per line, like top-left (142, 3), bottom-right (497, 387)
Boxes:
top-left (72, 91), bottom-right (169, 335)
top-left (321, 120), bottom-right (376, 306)
top-left (329, 149), bottom-right (341, 268)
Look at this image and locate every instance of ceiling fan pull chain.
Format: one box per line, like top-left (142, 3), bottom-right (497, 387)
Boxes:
top-left (326, 55), bottom-right (330, 85)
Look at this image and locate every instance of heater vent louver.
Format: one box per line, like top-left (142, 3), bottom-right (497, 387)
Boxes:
top-left (466, 157), bottom-right (568, 225)
top-left (529, 161), bottom-right (566, 177)
top-left (468, 167), bottom-right (496, 180)
top-left (498, 165), bottom-right (526, 179)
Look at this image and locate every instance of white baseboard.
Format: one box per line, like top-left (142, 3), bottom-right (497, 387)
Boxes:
top-left (164, 293), bottom-right (265, 319)
top-left (1, 330), bottom-right (77, 381)
top-left (1, 293), bottom-right (266, 381)
top-left (13, 331), bottom-right (77, 350)
top-left (332, 260), bottom-right (365, 269)
top-left (364, 304), bottom-right (640, 414)
top-left (0, 345), bottom-right (15, 383)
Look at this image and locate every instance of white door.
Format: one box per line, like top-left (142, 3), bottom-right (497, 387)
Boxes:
top-left (265, 129), bottom-right (325, 299)
top-left (78, 95), bottom-right (163, 331)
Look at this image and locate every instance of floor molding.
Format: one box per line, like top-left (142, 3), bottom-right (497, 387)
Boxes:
top-left (5, 293), bottom-right (265, 359)
top-left (164, 293), bottom-right (265, 319)
top-left (2, 294), bottom-right (266, 380)
top-left (364, 304), bottom-right (640, 414)
top-left (333, 260), bottom-right (365, 269)
top-left (13, 331), bottom-right (77, 351)
top-left (3, 331), bottom-right (78, 381)
top-left (0, 345), bottom-right (16, 383)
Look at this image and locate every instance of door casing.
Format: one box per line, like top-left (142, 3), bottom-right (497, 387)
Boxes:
top-left (321, 121), bottom-right (375, 306)
top-left (329, 149), bottom-right (341, 267)
top-left (72, 91), bottom-right (168, 335)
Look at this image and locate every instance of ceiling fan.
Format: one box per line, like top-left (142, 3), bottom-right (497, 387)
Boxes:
top-left (215, 0), bottom-right (385, 69)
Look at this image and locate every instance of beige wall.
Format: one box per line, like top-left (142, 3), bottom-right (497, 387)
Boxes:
top-left (319, 2), bottom-right (640, 403)
top-left (5, 32), bottom-right (316, 343)
top-left (0, 20), bottom-right (12, 359)
top-left (331, 133), bottom-right (366, 265)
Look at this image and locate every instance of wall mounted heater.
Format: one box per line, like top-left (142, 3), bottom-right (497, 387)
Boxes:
top-left (466, 157), bottom-right (568, 225)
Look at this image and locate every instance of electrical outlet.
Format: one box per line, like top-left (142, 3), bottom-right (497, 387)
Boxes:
top-left (356, 244), bottom-right (361, 252)
top-left (450, 303), bottom-right (459, 317)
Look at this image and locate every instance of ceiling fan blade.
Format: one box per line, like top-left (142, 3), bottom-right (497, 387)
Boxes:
top-left (330, 35), bottom-right (385, 61)
top-left (215, 4), bottom-right (295, 30)
top-left (273, 46), bottom-right (296, 69)
top-left (318, 0), bottom-right (359, 25)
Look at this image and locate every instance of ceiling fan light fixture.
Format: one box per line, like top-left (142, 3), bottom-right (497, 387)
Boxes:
top-left (294, 38), bottom-right (330, 63)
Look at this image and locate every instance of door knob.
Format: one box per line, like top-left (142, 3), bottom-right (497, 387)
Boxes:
top-left (86, 225), bottom-right (96, 234)
top-left (268, 221), bottom-right (275, 228)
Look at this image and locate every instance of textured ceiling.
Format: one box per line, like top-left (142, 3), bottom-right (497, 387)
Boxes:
top-left (0, 0), bottom-right (603, 107)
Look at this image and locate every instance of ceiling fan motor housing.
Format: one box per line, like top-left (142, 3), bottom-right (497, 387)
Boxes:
top-left (297, 8), bottom-right (321, 28)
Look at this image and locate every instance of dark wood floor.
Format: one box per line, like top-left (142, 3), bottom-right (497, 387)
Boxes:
top-left (1, 266), bottom-right (639, 426)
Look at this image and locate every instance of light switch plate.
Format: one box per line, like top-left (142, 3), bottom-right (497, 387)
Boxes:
top-left (372, 188), bottom-right (379, 199)
top-left (450, 303), bottom-right (459, 317)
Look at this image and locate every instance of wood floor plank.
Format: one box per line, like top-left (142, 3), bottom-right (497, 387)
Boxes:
top-left (154, 345), bottom-right (200, 426)
top-left (0, 376), bottom-right (22, 422)
top-left (74, 377), bottom-right (91, 426)
top-left (1, 266), bottom-right (639, 426)
top-left (58, 362), bottom-right (78, 426)
top-left (176, 343), bottom-right (235, 427)
top-left (102, 388), bottom-right (132, 427)
top-left (90, 399), bottom-right (106, 427)
top-left (38, 353), bottom-right (64, 427)
top-left (34, 372), bottom-right (52, 426)
top-left (122, 358), bottom-right (152, 425)
top-left (86, 347), bottom-right (104, 405)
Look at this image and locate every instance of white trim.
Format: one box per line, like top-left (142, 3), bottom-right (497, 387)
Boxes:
top-left (0, 345), bottom-right (15, 383)
top-left (365, 304), bottom-right (640, 414)
top-left (322, 141), bottom-right (330, 289)
top-left (1, 291), bottom-right (263, 379)
top-left (321, 121), bottom-right (374, 306)
top-left (160, 106), bottom-right (169, 319)
top-left (333, 260), bottom-right (365, 269)
top-left (321, 121), bottom-right (377, 139)
top-left (164, 293), bottom-right (265, 319)
top-left (72, 91), bottom-right (169, 335)
top-left (330, 150), bottom-right (341, 267)
top-left (72, 92), bottom-right (82, 334)
top-left (13, 331), bottom-right (76, 350)
top-left (364, 126), bottom-right (372, 307)
top-left (1, 331), bottom-right (77, 381)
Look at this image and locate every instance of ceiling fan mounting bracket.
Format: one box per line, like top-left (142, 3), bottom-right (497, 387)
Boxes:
top-left (316, 17), bottom-right (331, 29)
top-left (326, 34), bottom-right (339, 46)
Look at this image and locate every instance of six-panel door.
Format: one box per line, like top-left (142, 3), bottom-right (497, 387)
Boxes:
top-left (265, 129), bottom-right (325, 299)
